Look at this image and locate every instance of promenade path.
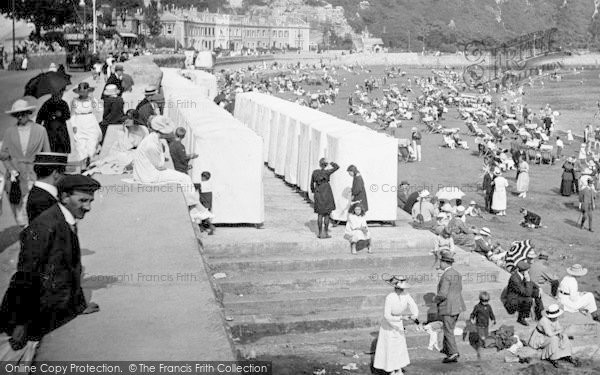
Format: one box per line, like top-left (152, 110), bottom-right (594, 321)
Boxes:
top-left (31, 174), bottom-right (235, 361)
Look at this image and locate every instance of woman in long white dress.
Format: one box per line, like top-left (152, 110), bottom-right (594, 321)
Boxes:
top-left (132, 115), bottom-right (213, 223)
top-left (70, 82), bottom-right (102, 160)
top-left (344, 204), bottom-right (371, 254)
top-left (528, 304), bottom-right (577, 368)
top-left (374, 276), bottom-right (419, 375)
top-left (516, 155), bottom-right (530, 198)
top-left (491, 168), bottom-right (508, 215)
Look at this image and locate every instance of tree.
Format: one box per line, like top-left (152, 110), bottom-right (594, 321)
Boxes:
top-left (144, 0), bottom-right (162, 37)
top-left (0, 0), bottom-right (77, 38)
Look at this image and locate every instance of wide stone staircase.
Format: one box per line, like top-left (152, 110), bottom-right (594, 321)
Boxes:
top-left (200, 168), bottom-right (598, 374)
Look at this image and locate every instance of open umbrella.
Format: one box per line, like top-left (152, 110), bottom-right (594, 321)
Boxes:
top-left (24, 71), bottom-right (72, 98)
top-left (505, 240), bottom-right (533, 271)
top-left (435, 187), bottom-right (465, 201)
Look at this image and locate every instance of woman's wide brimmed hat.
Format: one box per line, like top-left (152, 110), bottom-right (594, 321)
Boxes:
top-left (493, 167), bottom-right (501, 175)
top-left (6, 99), bottom-right (36, 115)
top-left (439, 251), bottom-right (455, 263)
top-left (480, 227), bottom-right (491, 236)
top-left (419, 189), bottom-right (430, 198)
top-left (386, 275), bottom-right (410, 289)
top-left (545, 304), bottom-right (563, 319)
top-left (441, 202), bottom-right (453, 212)
top-left (103, 84), bottom-right (120, 96)
top-left (73, 82), bottom-right (95, 94)
top-left (566, 264), bottom-right (588, 277)
top-left (150, 115), bottom-right (174, 135)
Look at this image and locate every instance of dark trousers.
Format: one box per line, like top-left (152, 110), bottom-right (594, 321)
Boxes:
top-left (441, 314), bottom-right (459, 356)
top-left (581, 209), bottom-right (593, 229)
top-left (485, 191), bottom-right (493, 211)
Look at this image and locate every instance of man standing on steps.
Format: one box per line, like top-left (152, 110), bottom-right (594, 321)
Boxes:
top-left (434, 251), bottom-right (465, 363)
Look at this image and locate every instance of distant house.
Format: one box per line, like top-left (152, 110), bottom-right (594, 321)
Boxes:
top-left (359, 27), bottom-right (384, 52)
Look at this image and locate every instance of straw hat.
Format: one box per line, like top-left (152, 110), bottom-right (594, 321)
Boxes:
top-left (469, 200), bottom-right (476, 205)
top-left (493, 167), bottom-right (501, 176)
top-left (150, 115), bottom-right (174, 135)
top-left (455, 205), bottom-right (465, 215)
top-left (441, 202), bottom-right (453, 212)
top-left (73, 82), bottom-right (95, 95)
top-left (6, 99), bottom-right (36, 115)
top-left (538, 250), bottom-right (550, 260)
top-left (566, 264), bottom-right (588, 277)
top-left (144, 86), bottom-right (158, 96)
top-left (103, 84), bottom-right (120, 96)
top-left (479, 227), bottom-right (491, 236)
top-left (386, 276), bottom-right (410, 289)
top-left (545, 304), bottom-right (563, 319)
top-left (419, 190), bottom-right (430, 198)
top-left (526, 249), bottom-right (537, 259)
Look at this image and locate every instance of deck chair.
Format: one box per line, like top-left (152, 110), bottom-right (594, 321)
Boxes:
top-left (527, 148), bottom-right (541, 164)
top-left (540, 145), bottom-right (554, 165)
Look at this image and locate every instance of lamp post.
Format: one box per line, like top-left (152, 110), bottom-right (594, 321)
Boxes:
top-left (11, 0), bottom-right (15, 64)
top-left (79, 0), bottom-right (97, 54)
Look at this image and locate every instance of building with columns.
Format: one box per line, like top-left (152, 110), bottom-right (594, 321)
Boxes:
top-left (115, 7), bottom-right (310, 51)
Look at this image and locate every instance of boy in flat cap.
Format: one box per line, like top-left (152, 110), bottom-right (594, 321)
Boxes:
top-left (0, 174), bottom-right (101, 350)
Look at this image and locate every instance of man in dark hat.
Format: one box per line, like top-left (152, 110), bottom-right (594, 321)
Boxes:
top-left (136, 86), bottom-right (160, 126)
top-left (503, 260), bottom-right (535, 326)
top-left (26, 152), bottom-right (68, 222)
top-left (434, 251), bottom-right (466, 363)
top-left (0, 174), bottom-right (101, 350)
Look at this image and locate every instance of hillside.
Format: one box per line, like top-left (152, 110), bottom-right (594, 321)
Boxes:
top-left (157, 0), bottom-right (600, 50)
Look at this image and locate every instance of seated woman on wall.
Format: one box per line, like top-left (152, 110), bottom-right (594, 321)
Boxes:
top-left (86, 110), bottom-right (149, 175)
top-left (132, 115), bottom-right (213, 224)
top-left (344, 203), bottom-right (371, 255)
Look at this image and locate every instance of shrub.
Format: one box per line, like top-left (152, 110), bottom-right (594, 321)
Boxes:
top-left (152, 55), bottom-right (186, 68)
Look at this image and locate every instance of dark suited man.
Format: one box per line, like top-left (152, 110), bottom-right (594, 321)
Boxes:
top-left (504, 261), bottom-right (535, 326)
top-left (102, 64), bottom-right (124, 99)
top-left (482, 169), bottom-right (494, 213)
top-left (136, 86), bottom-right (160, 126)
top-left (434, 251), bottom-right (466, 363)
top-left (26, 152), bottom-right (68, 222)
top-left (579, 179), bottom-right (595, 232)
top-left (0, 174), bottom-right (101, 350)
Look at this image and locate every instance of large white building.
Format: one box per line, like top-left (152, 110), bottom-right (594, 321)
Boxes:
top-left (116, 8), bottom-right (310, 51)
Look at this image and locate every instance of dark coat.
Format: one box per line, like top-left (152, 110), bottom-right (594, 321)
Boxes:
top-left (36, 97), bottom-right (71, 154)
top-left (100, 96), bottom-right (125, 137)
top-left (351, 174), bottom-right (369, 212)
top-left (310, 163), bottom-right (339, 214)
top-left (403, 191), bottom-right (419, 213)
top-left (434, 267), bottom-right (466, 316)
top-left (483, 172), bottom-right (493, 194)
top-left (26, 185), bottom-right (56, 223)
top-left (136, 98), bottom-right (155, 126)
top-left (503, 271), bottom-right (534, 314)
top-left (0, 204), bottom-right (86, 340)
top-left (102, 74), bottom-right (123, 98)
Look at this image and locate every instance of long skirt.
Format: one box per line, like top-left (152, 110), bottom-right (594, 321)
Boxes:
top-left (491, 190), bottom-right (507, 211)
top-left (71, 113), bottom-right (102, 159)
top-left (374, 325), bottom-right (410, 372)
top-left (528, 331), bottom-right (572, 360)
top-left (516, 172), bottom-right (529, 193)
top-left (560, 177), bottom-right (573, 196)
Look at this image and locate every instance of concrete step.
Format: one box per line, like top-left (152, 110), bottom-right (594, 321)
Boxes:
top-left (204, 237), bottom-right (436, 258)
top-left (223, 282), bottom-right (506, 316)
top-left (214, 264), bottom-right (507, 295)
top-left (207, 250), bottom-right (476, 273)
top-left (226, 298), bottom-right (513, 344)
top-left (235, 326), bottom-right (600, 366)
